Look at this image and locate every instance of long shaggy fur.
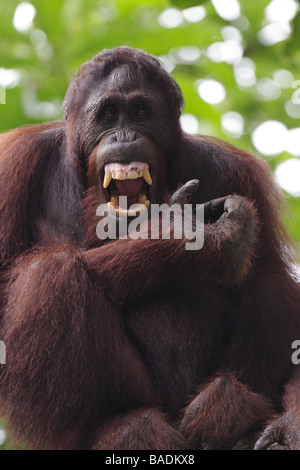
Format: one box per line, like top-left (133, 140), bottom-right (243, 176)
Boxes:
top-left (0, 47), bottom-right (300, 450)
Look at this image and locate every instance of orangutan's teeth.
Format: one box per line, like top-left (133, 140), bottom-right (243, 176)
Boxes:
top-left (143, 169), bottom-right (152, 185)
top-left (115, 170), bottom-right (127, 180)
top-left (103, 172), bottom-right (112, 189)
top-left (107, 201), bottom-right (150, 216)
top-left (138, 194), bottom-right (147, 204)
top-left (139, 171), bottom-right (143, 178)
top-left (127, 204), bottom-right (148, 216)
top-left (127, 170), bottom-right (139, 180)
top-left (107, 202), bottom-right (117, 213)
top-left (110, 195), bottom-right (119, 205)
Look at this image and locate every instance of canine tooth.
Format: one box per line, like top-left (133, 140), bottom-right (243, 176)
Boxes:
top-left (116, 208), bottom-right (127, 217)
top-left (107, 202), bottom-right (150, 218)
top-left (107, 202), bottom-right (117, 213)
top-left (127, 204), bottom-right (148, 216)
top-left (127, 170), bottom-right (139, 180)
top-left (115, 171), bottom-right (127, 180)
top-left (138, 194), bottom-right (147, 204)
top-left (139, 171), bottom-right (143, 178)
top-left (143, 169), bottom-right (152, 185)
top-left (103, 172), bottom-right (112, 189)
top-left (110, 196), bottom-right (118, 205)
top-left (127, 209), bottom-right (137, 217)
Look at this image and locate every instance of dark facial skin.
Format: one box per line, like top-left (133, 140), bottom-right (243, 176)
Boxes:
top-left (78, 64), bottom-right (175, 206)
top-left (78, 65), bottom-right (176, 158)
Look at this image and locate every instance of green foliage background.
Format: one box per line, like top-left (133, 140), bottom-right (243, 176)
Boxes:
top-left (0, 0), bottom-right (300, 449)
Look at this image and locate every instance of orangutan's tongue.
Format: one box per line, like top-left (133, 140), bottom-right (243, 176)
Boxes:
top-left (114, 178), bottom-right (145, 199)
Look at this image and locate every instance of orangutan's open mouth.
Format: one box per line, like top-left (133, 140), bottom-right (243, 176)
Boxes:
top-left (103, 161), bottom-right (152, 216)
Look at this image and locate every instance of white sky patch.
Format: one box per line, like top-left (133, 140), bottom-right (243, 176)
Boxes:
top-left (22, 88), bottom-right (62, 119)
top-left (275, 158), bottom-right (300, 196)
top-left (234, 15), bottom-right (250, 31)
top-left (273, 69), bottom-right (294, 89)
top-left (256, 78), bottom-right (281, 100)
top-left (252, 120), bottom-right (287, 156)
top-left (182, 6), bottom-right (206, 23)
top-left (30, 29), bottom-right (48, 49)
top-left (158, 8), bottom-right (183, 29)
top-left (265, 0), bottom-right (299, 23)
top-left (258, 22), bottom-right (291, 46)
top-left (197, 79), bottom-right (226, 105)
top-left (211, 0), bottom-right (241, 21)
top-left (285, 99), bottom-right (300, 119)
top-left (172, 46), bottom-right (201, 64)
top-left (221, 26), bottom-right (243, 42)
top-left (286, 128), bottom-right (300, 157)
top-left (234, 58), bottom-right (256, 88)
top-left (159, 55), bottom-right (176, 73)
top-left (253, 119), bottom-right (300, 156)
top-left (13, 2), bottom-right (36, 33)
top-left (253, 123), bottom-right (300, 157)
top-left (221, 111), bottom-right (244, 138)
top-left (0, 68), bottom-right (21, 88)
top-left (207, 40), bottom-right (243, 65)
top-left (180, 113), bottom-right (199, 134)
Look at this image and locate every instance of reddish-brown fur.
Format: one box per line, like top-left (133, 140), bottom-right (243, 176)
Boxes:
top-left (0, 47), bottom-right (300, 450)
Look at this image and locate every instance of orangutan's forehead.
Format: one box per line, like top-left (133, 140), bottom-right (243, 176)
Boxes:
top-left (104, 64), bottom-right (149, 93)
top-left (84, 63), bottom-right (158, 114)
